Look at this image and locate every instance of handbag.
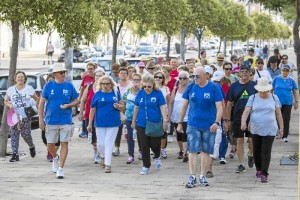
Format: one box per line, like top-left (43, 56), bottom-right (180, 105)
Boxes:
top-left (113, 88), bottom-right (127, 124)
top-left (144, 92), bottom-right (164, 137)
top-left (15, 87), bottom-right (37, 119)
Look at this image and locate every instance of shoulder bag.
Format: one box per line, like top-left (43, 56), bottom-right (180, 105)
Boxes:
top-left (144, 92), bottom-right (164, 137)
top-left (15, 87), bottom-right (37, 118)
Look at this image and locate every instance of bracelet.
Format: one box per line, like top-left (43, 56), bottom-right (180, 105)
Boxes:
top-left (214, 122), bottom-right (220, 126)
top-left (178, 122), bottom-right (183, 124)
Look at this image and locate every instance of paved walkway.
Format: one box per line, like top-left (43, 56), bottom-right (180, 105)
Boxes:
top-left (0, 107), bottom-right (298, 200)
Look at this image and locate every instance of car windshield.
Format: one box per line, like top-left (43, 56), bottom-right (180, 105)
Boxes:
top-left (106, 49), bottom-right (123, 55)
top-left (98, 60), bottom-right (112, 71)
top-left (139, 47), bottom-right (154, 52)
top-left (73, 68), bottom-right (85, 80)
top-left (126, 60), bottom-right (140, 66)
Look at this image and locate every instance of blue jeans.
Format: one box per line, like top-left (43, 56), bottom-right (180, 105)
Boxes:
top-left (126, 120), bottom-right (135, 156)
top-left (186, 126), bottom-right (216, 154)
top-left (219, 132), bottom-right (228, 159)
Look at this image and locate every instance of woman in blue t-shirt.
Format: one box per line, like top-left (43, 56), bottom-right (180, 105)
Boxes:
top-left (87, 75), bottom-right (125, 173)
top-left (272, 65), bottom-right (299, 142)
top-left (131, 74), bottom-right (168, 175)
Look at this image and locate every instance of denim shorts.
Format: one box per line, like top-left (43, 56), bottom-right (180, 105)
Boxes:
top-left (186, 125), bottom-right (216, 154)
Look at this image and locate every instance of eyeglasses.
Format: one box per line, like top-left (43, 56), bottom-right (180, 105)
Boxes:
top-left (190, 75), bottom-right (200, 79)
top-left (154, 76), bottom-right (163, 79)
top-left (233, 59), bottom-right (238, 61)
top-left (224, 68), bottom-right (232, 71)
top-left (282, 58), bottom-right (288, 60)
top-left (133, 79), bottom-right (141, 81)
top-left (147, 68), bottom-right (155, 70)
top-left (139, 66), bottom-right (145, 68)
top-left (128, 70), bottom-right (135, 73)
top-left (95, 74), bottom-right (102, 77)
top-left (239, 70), bottom-right (248, 74)
top-left (87, 68), bottom-right (94, 70)
top-left (143, 85), bottom-right (152, 89)
top-left (178, 77), bottom-right (188, 80)
top-left (282, 69), bottom-right (289, 72)
top-left (58, 71), bottom-right (66, 75)
top-left (101, 83), bottom-right (111, 86)
top-left (257, 62), bottom-right (264, 65)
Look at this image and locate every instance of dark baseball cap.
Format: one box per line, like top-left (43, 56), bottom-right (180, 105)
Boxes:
top-left (268, 56), bottom-right (278, 63)
top-left (240, 64), bottom-right (250, 71)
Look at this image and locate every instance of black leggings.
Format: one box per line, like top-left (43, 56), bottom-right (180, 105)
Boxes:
top-left (281, 105), bottom-right (292, 139)
top-left (252, 134), bottom-right (275, 176)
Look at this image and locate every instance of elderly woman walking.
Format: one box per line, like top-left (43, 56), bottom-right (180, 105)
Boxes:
top-left (241, 77), bottom-right (284, 183)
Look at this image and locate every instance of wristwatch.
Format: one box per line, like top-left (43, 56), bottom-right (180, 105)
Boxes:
top-left (178, 122), bottom-right (183, 124)
top-left (214, 122), bottom-right (220, 126)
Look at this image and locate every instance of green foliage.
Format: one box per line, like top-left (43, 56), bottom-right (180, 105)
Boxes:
top-left (250, 12), bottom-right (275, 40)
top-left (249, 0), bottom-right (295, 12)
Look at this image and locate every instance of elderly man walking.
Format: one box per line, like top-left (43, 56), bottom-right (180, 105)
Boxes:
top-left (177, 67), bottom-right (223, 188)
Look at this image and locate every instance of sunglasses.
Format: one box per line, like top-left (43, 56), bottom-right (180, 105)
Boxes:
top-left (139, 66), bottom-right (145, 68)
top-left (190, 75), bottom-right (200, 79)
top-left (87, 68), bottom-right (94, 70)
top-left (257, 62), bottom-right (264, 65)
top-left (239, 70), bottom-right (249, 73)
top-left (143, 85), bottom-right (152, 89)
top-left (58, 71), bottom-right (66, 75)
top-left (133, 79), bottom-right (141, 81)
top-left (147, 68), bottom-right (155, 70)
top-left (178, 77), bottom-right (188, 80)
top-left (224, 68), bottom-right (232, 71)
top-left (101, 83), bottom-right (111, 86)
top-left (282, 69), bottom-right (289, 72)
top-left (154, 76), bottom-right (163, 79)
top-left (282, 58), bottom-right (288, 60)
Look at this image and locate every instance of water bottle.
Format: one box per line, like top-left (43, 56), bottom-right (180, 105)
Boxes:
top-left (123, 125), bottom-right (128, 140)
top-left (88, 131), bottom-right (92, 144)
top-left (133, 129), bottom-right (137, 140)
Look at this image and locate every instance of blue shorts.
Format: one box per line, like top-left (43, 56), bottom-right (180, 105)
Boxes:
top-left (186, 125), bottom-right (216, 154)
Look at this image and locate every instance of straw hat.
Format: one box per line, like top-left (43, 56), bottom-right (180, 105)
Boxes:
top-left (52, 64), bottom-right (67, 73)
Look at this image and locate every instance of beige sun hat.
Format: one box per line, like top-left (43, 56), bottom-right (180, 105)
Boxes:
top-left (254, 77), bottom-right (272, 92)
top-left (52, 64), bottom-right (67, 73)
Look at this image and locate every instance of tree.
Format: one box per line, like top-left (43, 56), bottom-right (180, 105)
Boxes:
top-left (250, 0), bottom-right (300, 89)
top-left (0, 0), bottom-right (51, 157)
top-left (96, 0), bottom-right (152, 63)
top-left (250, 12), bottom-right (275, 40)
top-left (151, 0), bottom-right (188, 59)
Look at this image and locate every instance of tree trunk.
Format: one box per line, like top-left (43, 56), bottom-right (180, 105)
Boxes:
top-left (109, 20), bottom-right (124, 64)
top-left (65, 47), bottom-right (73, 83)
top-left (294, 0), bottom-right (300, 92)
top-left (0, 20), bottom-right (20, 157)
top-left (166, 34), bottom-right (171, 61)
top-left (180, 27), bottom-right (186, 61)
top-left (218, 38), bottom-right (222, 53)
top-left (223, 37), bottom-right (227, 57)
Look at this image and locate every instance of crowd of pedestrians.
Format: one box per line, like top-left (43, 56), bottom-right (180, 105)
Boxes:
top-left (3, 47), bottom-right (298, 187)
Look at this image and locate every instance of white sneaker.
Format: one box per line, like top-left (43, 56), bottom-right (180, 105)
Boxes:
top-left (56, 167), bottom-right (64, 179)
top-left (94, 154), bottom-right (100, 164)
top-left (282, 138), bottom-right (288, 142)
top-left (52, 155), bottom-right (59, 173)
top-left (220, 158), bottom-right (227, 164)
top-left (167, 135), bottom-right (173, 143)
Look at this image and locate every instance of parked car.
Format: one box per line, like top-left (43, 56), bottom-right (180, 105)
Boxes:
top-left (105, 48), bottom-right (125, 56)
top-left (84, 56), bottom-right (123, 74)
top-left (186, 41), bottom-right (198, 50)
top-left (0, 72), bottom-right (49, 124)
top-left (208, 41), bottom-right (219, 49)
top-left (57, 49), bottom-right (83, 63)
top-left (123, 57), bottom-right (141, 66)
top-left (91, 46), bottom-right (105, 57)
top-left (136, 46), bottom-right (155, 57)
top-left (158, 46), bottom-right (176, 55)
top-left (123, 45), bottom-right (136, 57)
top-left (208, 49), bottom-right (231, 63)
top-left (147, 55), bottom-right (167, 65)
top-left (77, 47), bottom-right (95, 62)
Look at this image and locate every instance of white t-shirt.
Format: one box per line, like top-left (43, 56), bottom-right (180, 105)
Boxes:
top-left (254, 69), bottom-right (272, 82)
top-left (118, 82), bottom-right (133, 98)
top-left (160, 86), bottom-right (170, 113)
top-left (7, 85), bottom-right (35, 118)
top-left (171, 90), bottom-right (188, 123)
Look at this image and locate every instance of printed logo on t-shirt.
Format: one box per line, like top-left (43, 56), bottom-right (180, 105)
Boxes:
top-left (113, 96), bottom-right (118, 101)
top-left (151, 97), bottom-right (156, 103)
top-left (241, 90), bottom-right (249, 99)
top-left (140, 98), bottom-right (143, 103)
top-left (101, 97), bottom-right (105, 101)
top-left (51, 90), bottom-right (54, 95)
top-left (191, 92), bottom-right (195, 98)
top-left (204, 93), bottom-right (210, 99)
top-left (63, 89), bottom-right (68, 96)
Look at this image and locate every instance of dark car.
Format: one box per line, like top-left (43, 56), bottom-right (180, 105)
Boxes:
top-left (57, 49), bottom-right (83, 63)
top-left (136, 46), bottom-right (155, 57)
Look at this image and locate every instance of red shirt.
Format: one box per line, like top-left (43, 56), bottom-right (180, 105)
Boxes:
top-left (84, 84), bottom-right (95, 119)
top-left (221, 83), bottom-right (230, 104)
top-left (81, 75), bottom-right (94, 90)
top-left (166, 77), bottom-right (177, 93)
top-left (170, 69), bottom-right (178, 79)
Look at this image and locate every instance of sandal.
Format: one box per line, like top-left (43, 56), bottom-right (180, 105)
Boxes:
top-left (105, 166), bottom-right (111, 173)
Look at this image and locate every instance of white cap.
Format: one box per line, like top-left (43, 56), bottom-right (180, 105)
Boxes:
top-left (211, 71), bottom-right (224, 82)
top-left (205, 66), bottom-right (213, 75)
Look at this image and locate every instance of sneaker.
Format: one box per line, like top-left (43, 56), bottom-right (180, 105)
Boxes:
top-left (52, 155), bottom-right (59, 173)
top-left (105, 166), bottom-right (111, 173)
top-left (47, 152), bottom-right (50, 161)
top-left (29, 146), bottom-right (36, 158)
top-left (9, 154), bottom-right (19, 162)
top-left (161, 148), bottom-right (167, 159)
top-left (47, 152), bottom-right (53, 162)
top-left (155, 158), bottom-right (162, 169)
top-left (206, 171), bottom-right (214, 178)
top-left (256, 170), bottom-right (261, 178)
top-left (126, 156), bottom-right (134, 164)
top-left (113, 148), bottom-right (120, 156)
top-left (138, 151), bottom-right (143, 160)
top-left (93, 148), bottom-right (97, 160)
top-left (182, 153), bottom-right (189, 162)
top-left (100, 157), bottom-right (105, 168)
top-left (140, 167), bottom-right (150, 175)
top-left (177, 151), bottom-right (183, 159)
top-left (185, 176), bottom-right (197, 188)
top-left (229, 150), bottom-right (235, 159)
top-left (167, 135), bottom-right (173, 143)
top-left (56, 168), bottom-right (64, 179)
top-left (260, 174), bottom-right (268, 183)
top-left (282, 138), bottom-right (288, 142)
top-left (79, 132), bottom-right (87, 138)
top-left (235, 164), bottom-right (246, 173)
top-left (94, 154), bottom-right (100, 164)
top-left (220, 158), bottom-right (227, 164)
top-left (199, 176), bottom-right (209, 186)
top-left (248, 155), bottom-right (254, 168)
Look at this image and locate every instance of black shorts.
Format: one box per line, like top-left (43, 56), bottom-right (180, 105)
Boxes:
top-left (174, 122), bottom-right (187, 142)
top-left (232, 123), bottom-right (252, 138)
top-left (48, 51), bottom-right (54, 56)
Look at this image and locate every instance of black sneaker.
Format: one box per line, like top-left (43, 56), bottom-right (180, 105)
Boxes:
top-left (29, 146), bottom-right (36, 158)
top-left (177, 151), bottom-right (183, 159)
top-left (235, 164), bottom-right (246, 173)
top-left (248, 155), bottom-right (254, 168)
top-left (10, 154), bottom-right (19, 162)
top-left (182, 153), bottom-right (189, 162)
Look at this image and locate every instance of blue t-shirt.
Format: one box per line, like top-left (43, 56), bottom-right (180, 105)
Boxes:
top-left (272, 76), bottom-right (298, 106)
top-left (182, 82), bottom-right (223, 130)
top-left (91, 90), bottom-right (121, 127)
top-left (134, 89), bottom-right (166, 128)
top-left (226, 81), bottom-right (257, 124)
top-left (42, 81), bottom-right (78, 125)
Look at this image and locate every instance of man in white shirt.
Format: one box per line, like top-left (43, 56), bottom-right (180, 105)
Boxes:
top-left (279, 54), bottom-right (296, 78)
top-left (253, 58), bottom-right (272, 82)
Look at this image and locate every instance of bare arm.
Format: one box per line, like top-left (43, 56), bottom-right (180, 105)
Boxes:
top-left (176, 99), bottom-right (189, 133)
top-left (241, 106), bottom-right (251, 131)
top-left (210, 101), bottom-right (223, 132)
top-left (4, 94), bottom-right (13, 109)
top-left (38, 97), bottom-right (46, 130)
top-left (292, 89), bottom-right (299, 110)
top-left (167, 88), bottom-right (176, 121)
top-left (87, 107), bottom-right (96, 132)
top-left (78, 86), bottom-right (89, 121)
top-left (60, 99), bottom-right (79, 110)
top-left (224, 100), bottom-right (233, 131)
top-left (131, 105), bottom-right (139, 129)
top-left (275, 107), bottom-right (284, 138)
